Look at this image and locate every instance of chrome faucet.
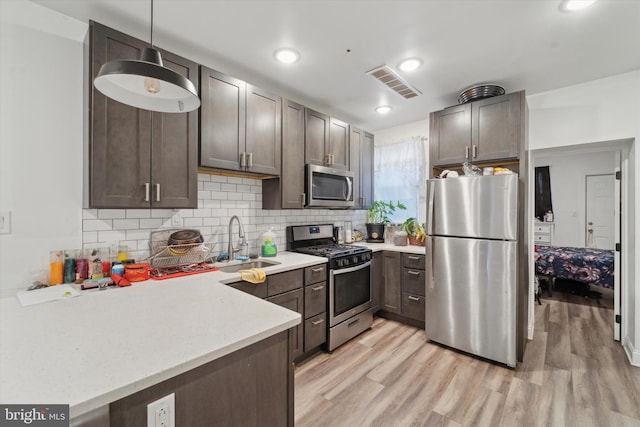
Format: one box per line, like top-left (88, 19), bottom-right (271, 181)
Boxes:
top-left (227, 215), bottom-right (247, 260)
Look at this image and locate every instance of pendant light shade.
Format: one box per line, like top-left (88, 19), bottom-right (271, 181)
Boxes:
top-left (93, 1), bottom-right (200, 113)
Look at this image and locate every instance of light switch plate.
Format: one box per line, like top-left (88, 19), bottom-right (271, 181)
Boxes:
top-left (0, 211), bottom-right (11, 234)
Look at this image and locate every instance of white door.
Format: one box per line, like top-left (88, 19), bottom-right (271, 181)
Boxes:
top-left (585, 174), bottom-right (615, 249)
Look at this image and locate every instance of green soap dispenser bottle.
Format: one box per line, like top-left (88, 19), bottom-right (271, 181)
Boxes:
top-left (261, 227), bottom-right (277, 257)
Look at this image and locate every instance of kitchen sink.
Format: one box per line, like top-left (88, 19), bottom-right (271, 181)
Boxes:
top-left (218, 260), bottom-right (281, 273)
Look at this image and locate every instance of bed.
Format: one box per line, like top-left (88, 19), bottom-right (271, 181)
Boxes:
top-left (534, 245), bottom-right (615, 295)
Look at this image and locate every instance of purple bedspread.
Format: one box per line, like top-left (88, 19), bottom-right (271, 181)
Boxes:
top-left (534, 245), bottom-right (615, 289)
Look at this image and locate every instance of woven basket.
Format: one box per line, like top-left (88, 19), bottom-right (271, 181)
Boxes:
top-left (408, 235), bottom-right (425, 246)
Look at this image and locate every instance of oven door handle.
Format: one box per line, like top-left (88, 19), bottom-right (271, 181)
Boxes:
top-left (331, 260), bottom-right (371, 275)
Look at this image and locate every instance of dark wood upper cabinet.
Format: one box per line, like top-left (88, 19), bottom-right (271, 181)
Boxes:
top-left (262, 99), bottom-right (306, 209)
top-left (304, 108), bottom-right (330, 167)
top-left (328, 117), bottom-right (349, 170)
top-left (361, 131), bottom-right (374, 209)
top-left (246, 84), bottom-right (281, 175)
top-left (350, 127), bottom-right (374, 209)
top-left (200, 68), bottom-right (281, 175)
top-left (199, 68), bottom-right (246, 171)
top-left (304, 109), bottom-right (349, 170)
top-left (430, 91), bottom-right (522, 167)
top-left (471, 92), bottom-right (520, 162)
top-left (88, 21), bottom-right (198, 209)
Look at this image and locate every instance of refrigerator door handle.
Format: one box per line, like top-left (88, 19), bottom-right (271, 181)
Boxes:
top-left (426, 237), bottom-right (434, 289)
top-left (426, 180), bottom-right (435, 235)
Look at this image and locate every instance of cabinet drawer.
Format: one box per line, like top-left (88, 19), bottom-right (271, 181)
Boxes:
top-left (304, 313), bottom-right (326, 352)
top-left (304, 281), bottom-right (327, 319)
top-left (402, 268), bottom-right (425, 296)
top-left (402, 253), bottom-right (425, 270)
top-left (534, 234), bottom-right (551, 244)
top-left (228, 280), bottom-right (267, 299)
top-left (268, 269), bottom-right (303, 296)
top-left (304, 264), bottom-right (327, 285)
top-left (534, 224), bottom-right (552, 234)
top-left (402, 293), bottom-right (425, 322)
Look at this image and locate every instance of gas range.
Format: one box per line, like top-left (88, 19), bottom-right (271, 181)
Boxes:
top-left (286, 224), bottom-right (372, 269)
top-left (295, 244), bottom-right (371, 269)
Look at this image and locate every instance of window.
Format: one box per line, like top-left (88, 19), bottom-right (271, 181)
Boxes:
top-left (374, 137), bottom-right (427, 223)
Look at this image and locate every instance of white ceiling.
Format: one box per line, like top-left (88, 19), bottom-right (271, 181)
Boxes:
top-left (30, 0), bottom-right (640, 132)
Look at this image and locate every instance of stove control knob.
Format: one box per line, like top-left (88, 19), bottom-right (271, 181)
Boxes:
top-left (352, 256), bottom-right (358, 264)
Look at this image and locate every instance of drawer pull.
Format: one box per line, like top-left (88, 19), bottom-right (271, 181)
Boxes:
top-left (311, 285), bottom-right (324, 292)
top-left (347, 318), bottom-right (360, 328)
top-left (408, 270), bottom-right (420, 276)
top-left (311, 318), bottom-right (324, 326)
top-left (408, 295), bottom-right (421, 302)
top-left (311, 267), bottom-right (324, 273)
top-left (407, 255), bottom-right (421, 260)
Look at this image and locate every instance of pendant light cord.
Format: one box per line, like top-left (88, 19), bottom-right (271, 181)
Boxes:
top-left (150, 0), bottom-right (154, 47)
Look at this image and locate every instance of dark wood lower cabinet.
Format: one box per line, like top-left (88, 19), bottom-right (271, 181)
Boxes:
top-left (109, 330), bottom-right (294, 427)
top-left (267, 289), bottom-right (304, 360)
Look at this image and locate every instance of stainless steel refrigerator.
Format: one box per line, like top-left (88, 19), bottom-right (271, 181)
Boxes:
top-left (425, 174), bottom-right (518, 367)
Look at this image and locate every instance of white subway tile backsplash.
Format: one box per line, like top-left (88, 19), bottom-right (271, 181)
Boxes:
top-left (97, 209), bottom-right (126, 219)
top-left (126, 209), bottom-right (151, 219)
top-left (84, 219), bottom-right (113, 231)
top-left (183, 217), bottom-right (204, 227)
top-left (150, 209), bottom-right (173, 218)
top-left (203, 182), bottom-right (221, 191)
top-left (198, 190), bottom-right (212, 200)
top-left (83, 176), bottom-right (367, 258)
top-left (113, 219), bottom-right (140, 230)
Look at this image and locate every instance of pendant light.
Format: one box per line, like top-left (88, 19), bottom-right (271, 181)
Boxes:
top-left (93, 0), bottom-right (200, 113)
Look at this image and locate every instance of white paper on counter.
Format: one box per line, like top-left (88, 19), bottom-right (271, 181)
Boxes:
top-left (17, 284), bottom-right (81, 306)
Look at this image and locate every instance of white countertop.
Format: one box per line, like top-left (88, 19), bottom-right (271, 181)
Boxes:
top-left (0, 251), bottom-right (326, 419)
top-left (354, 241), bottom-right (426, 254)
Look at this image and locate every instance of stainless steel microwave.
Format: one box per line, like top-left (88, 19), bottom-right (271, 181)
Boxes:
top-left (306, 164), bottom-right (354, 208)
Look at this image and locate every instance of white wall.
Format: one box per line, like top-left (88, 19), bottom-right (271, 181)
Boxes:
top-left (374, 120), bottom-right (428, 146)
top-left (0, 1), bottom-right (86, 295)
top-left (534, 151), bottom-right (616, 247)
top-left (527, 70), bottom-right (640, 365)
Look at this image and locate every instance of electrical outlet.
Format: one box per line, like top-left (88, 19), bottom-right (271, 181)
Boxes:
top-left (147, 393), bottom-right (175, 427)
top-left (171, 212), bottom-right (182, 227)
top-left (0, 211), bottom-right (11, 234)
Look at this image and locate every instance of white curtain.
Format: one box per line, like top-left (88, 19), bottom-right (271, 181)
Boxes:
top-left (374, 136), bottom-right (427, 223)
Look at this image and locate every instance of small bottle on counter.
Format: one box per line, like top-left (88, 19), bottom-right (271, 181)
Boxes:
top-left (49, 251), bottom-right (63, 286)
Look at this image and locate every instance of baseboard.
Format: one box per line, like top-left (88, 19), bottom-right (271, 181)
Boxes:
top-left (622, 335), bottom-right (640, 367)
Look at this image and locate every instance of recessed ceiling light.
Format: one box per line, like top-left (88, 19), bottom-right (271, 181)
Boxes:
top-left (560, 0), bottom-right (597, 11)
top-left (375, 105), bottom-right (391, 114)
top-left (274, 48), bottom-right (300, 64)
top-left (398, 58), bottom-right (423, 72)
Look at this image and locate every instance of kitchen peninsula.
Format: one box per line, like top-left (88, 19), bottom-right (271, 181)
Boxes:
top-left (0, 252), bottom-right (326, 426)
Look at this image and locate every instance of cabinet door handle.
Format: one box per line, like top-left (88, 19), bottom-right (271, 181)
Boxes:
top-left (465, 146), bottom-right (469, 159)
top-left (311, 285), bottom-right (324, 292)
top-left (408, 295), bottom-right (421, 302)
top-left (472, 145), bottom-right (478, 158)
top-left (311, 267), bottom-right (324, 273)
top-left (408, 270), bottom-right (420, 276)
top-left (408, 255), bottom-right (420, 260)
top-left (247, 152), bottom-right (253, 168)
top-left (312, 318), bottom-right (325, 326)
top-left (144, 183), bottom-right (150, 202)
top-left (301, 193), bottom-right (306, 206)
top-left (240, 152), bottom-right (247, 167)
top-left (155, 184), bottom-right (160, 202)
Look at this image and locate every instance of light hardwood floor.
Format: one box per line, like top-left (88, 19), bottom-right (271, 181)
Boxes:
top-left (295, 293), bottom-right (640, 427)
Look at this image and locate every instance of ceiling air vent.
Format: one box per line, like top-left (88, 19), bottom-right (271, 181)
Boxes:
top-left (366, 65), bottom-right (422, 99)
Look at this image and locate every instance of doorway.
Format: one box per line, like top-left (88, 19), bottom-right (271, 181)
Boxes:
top-left (530, 139), bottom-right (632, 345)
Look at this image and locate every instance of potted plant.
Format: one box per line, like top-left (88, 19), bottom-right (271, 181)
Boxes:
top-left (402, 217), bottom-right (426, 246)
top-left (366, 201), bottom-right (406, 242)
